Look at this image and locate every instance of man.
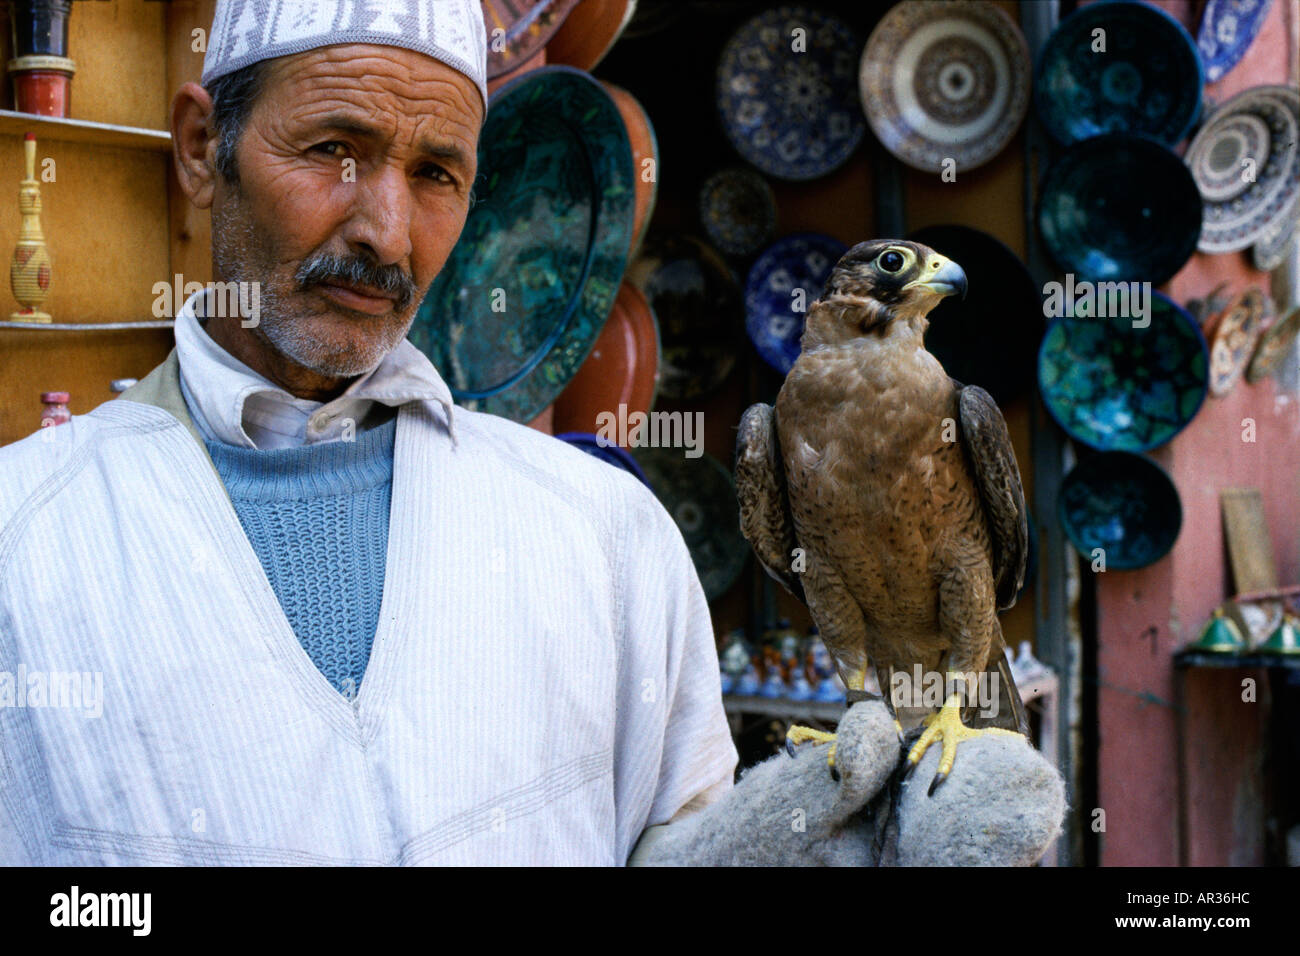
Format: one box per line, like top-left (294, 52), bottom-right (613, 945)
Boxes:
top-left (0, 0), bottom-right (1061, 866)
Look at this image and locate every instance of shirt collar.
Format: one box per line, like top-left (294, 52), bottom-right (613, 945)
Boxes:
top-left (173, 286), bottom-right (456, 449)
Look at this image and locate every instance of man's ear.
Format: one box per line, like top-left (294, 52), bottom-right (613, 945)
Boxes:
top-left (172, 81), bottom-right (219, 210)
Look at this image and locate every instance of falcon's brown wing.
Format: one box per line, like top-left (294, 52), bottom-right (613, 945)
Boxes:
top-left (735, 403), bottom-right (806, 604)
top-left (956, 384), bottom-right (1028, 610)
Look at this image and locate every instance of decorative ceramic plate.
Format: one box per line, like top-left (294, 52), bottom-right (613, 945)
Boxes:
top-left (409, 67), bottom-right (634, 423)
top-left (1034, 0), bottom-right (1202, 146)
top-left (555, 432), bottom-right (651, 487)
top-left (1059, 452), bottom-right (1182, 571)
top-left (482, 0), bottom-right (578, 78)
top-left (1184, 85), bottom-right (1300, 254)
top-left (860, 0), bottom-right (1031, 173)
top-left (546, 0), bottom-right (636, 72)
top-left (1038, 133), bottom-right (1201, 285)
top-left (1208, 288), bottom-right (1267, 396)
top-left (602, 81), bottom-right (659, 258)
top-left (699, 168), bottom-right (778, 258)
top-left (1198, 0), bottom-right (1274, 83)
top-left (1247, 304), bottom-right (1300, 382)
top-left (1251, 195), bottom-right (1298, 271)
top-left (907, 224), bottom-right (1042, 405)
top-left (631, 447), bottom-right (748, 601)
top-left (744, 232), bottom-right (847, 375)
top-left (1038, 291), bottom-right (1208, 452)
top-left (552, 280), bottom-right (661, 437)
top-left (626, 235), bottom-right (743, 400)
top-left (716, 5), bottom-right (865, 181)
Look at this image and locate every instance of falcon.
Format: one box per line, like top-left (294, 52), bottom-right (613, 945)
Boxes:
top-left (736, 239), bottom-right (1028, 793)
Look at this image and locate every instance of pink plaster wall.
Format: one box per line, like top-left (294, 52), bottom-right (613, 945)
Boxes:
top-left (1093, 0), bottom-right (1299, 866)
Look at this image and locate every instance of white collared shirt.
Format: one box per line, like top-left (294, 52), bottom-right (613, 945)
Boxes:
top-left (173, 287), bottom-right (456, 450)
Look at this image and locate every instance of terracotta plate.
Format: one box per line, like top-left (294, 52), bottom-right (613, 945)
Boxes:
top-left (482, 0), bottom-right (578, 79)
top-left (552, 280), bottom-right (661, 437)
top-left (546, 0), bottom-right (636, 71)
top-left (1207, 288), bottom-right (1267, 396)
top-left (602, 81), bottom-right (659, 259)
top-left (1246, 303), bottom-right (1299, 384)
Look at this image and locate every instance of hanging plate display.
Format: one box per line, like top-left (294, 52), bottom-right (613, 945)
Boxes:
top-left (907, 224), bottom-right (1042, 405)
top-left (698, 167), bottom-right (778, 258)
top-left (1059, 452), bottom-right (1183, 571)
top-left (716, 5), bottom-right (865, 181)
top-left (1207, 288), bottom-right (1268, 396)
top-left (632, 447), bottom-right (748, 601)
top-left (409, 67), bottom-right (635, 423)
top-left (1198, 0), bottom-right (1274, 84)
top-left (744, 232), bottom-right (847, 375)
top-left (482, 0), bottom-right (578, 78)
top-left (860, 0), bottom-right (1031, 173)
top-left (1038, 291), bottom-right (1208, 453)
top-left (552, 280), bottom-right (660, 438)
top-left (602, 80), bottom-right (659, 258)
top-left (1252, 197), bottom-right (1298, 271)
top-left (1037, 133), bottom-right (1201, 285)
top-left (1184, 85), bottom-right (1300, 254)
top-left (626, 235), bottom-right (743, 401)
top-left (1247, 304), bottom-right (1300, 382)
top-left (1034, 0), bottom-right (1202, 147)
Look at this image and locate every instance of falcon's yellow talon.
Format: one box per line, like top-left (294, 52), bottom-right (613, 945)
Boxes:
top-left (786, 724), bottom-right (838, 770)
top-left (905, 692), bottom-right (1022, 793)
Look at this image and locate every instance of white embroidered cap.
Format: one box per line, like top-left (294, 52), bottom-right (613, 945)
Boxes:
top-left (201, 0), bottom-right (488, 110)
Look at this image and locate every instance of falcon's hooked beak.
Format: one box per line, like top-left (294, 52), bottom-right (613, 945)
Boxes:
top-left (905, 255), bottom-right (968, 301)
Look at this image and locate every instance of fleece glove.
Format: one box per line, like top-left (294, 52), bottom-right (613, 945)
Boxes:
top-left (632, 699), bottom-right (1065, 866)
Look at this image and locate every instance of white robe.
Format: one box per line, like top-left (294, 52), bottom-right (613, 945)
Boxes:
top-left (0, 354), bottom-right (736, 865)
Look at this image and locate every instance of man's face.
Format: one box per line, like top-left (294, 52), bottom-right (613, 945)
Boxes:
top-left (210, 45), bottom-right (482, 379)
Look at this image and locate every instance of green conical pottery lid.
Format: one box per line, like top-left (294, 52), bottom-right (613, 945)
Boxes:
top-left (1190, 609), bottom-right (1246, 653)
top-left (1260, 616), bottom-right (1300, 655)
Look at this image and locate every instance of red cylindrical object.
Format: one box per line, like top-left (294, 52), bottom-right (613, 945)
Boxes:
top-left (40, 390), bottom-right (70, 428)
top-left (12, 68), bottom-right (70, 116)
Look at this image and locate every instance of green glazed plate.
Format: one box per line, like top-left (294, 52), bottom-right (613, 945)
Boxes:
top-left (632, 447), bottom-right (748, 602)
top-left (409, 66), bottom-right (635, 422)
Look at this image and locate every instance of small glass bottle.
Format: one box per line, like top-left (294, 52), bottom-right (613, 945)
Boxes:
top-left (39, 390), bottom-right (70, 428)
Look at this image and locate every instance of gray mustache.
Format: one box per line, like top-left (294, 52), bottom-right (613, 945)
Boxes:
top-left (296, 253), bottom-right (417, 312)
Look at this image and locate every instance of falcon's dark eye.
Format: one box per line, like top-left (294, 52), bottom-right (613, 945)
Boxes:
top-left (877, 250), bottom-right (906, 273)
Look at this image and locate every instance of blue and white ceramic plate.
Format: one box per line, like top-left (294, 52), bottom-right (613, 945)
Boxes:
top-left (860, 0), bottom-right (1031, 173)
top-left (699, 168), bottom-right (778, 258)
top-left (716, 5), bottom-right (865, 181)
top-left (1185, 84), bottom-right (1300, 254)
top-left (744, 233), bottom-right (847, 375)
top-left (1038, 291), bottom-right (1208, 453)
top-left (1198, 0), bottom-right (1274, 84)
top-left (1059, 452), bottom-right (1182, 571)
top-left (1038, 132), bottom-right (1201, 285)
top-left (1035, 0), bottom-right (1203, 147)
top-left (554, 432), bottom-right (651, 486)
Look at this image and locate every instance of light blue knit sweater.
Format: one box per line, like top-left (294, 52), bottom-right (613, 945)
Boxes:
top-left (204, 419), bottom-right (395, 698)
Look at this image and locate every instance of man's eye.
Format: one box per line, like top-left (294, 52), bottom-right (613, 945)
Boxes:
top-left (419, 164), bottom-right (453, 184)
top-left (311, 142), bottom-right (347, 157)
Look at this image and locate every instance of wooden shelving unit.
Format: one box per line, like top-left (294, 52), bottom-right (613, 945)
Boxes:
top-left (0, 109), bottom-right (170, 152)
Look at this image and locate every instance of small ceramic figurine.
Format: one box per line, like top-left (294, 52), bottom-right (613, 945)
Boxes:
top-left (10, 133), bottom-right (52, 322)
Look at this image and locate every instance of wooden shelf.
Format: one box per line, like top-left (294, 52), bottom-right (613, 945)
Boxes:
top-left (0, 110), bottom-right (170, 152)
top-left (0, 320), bottom-right (173, 330)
